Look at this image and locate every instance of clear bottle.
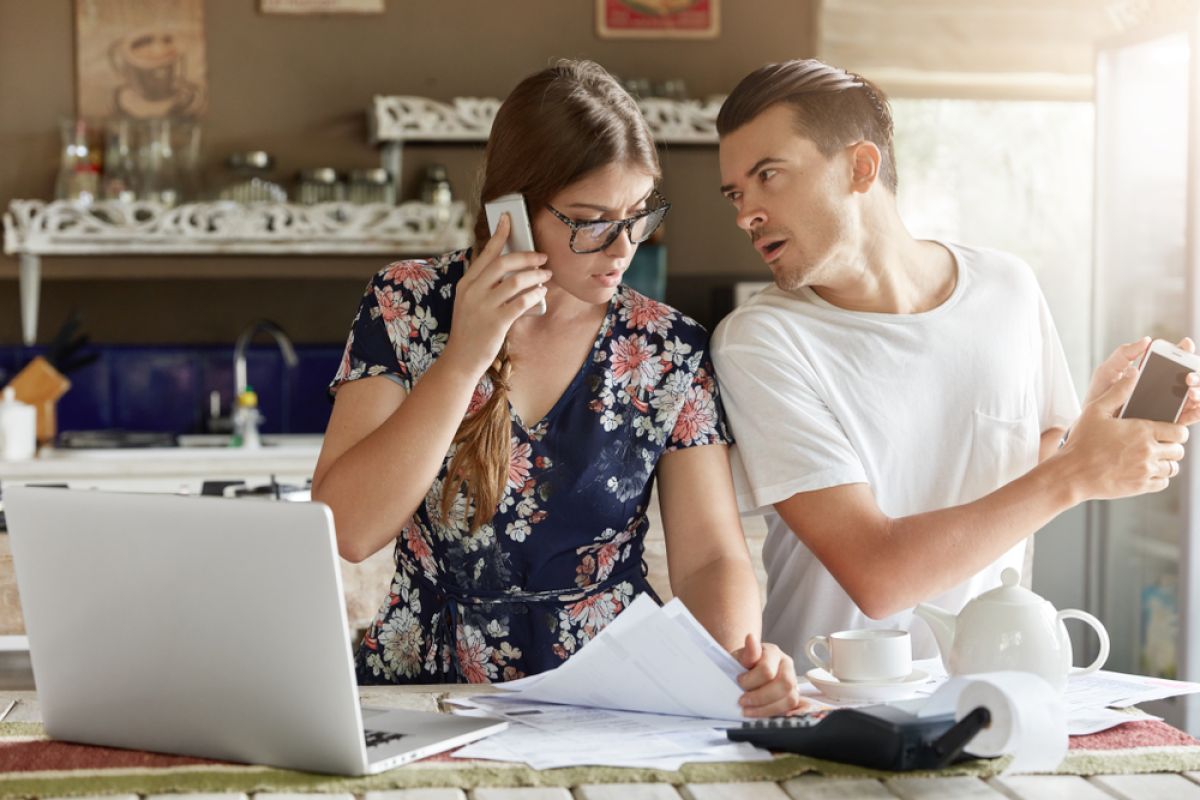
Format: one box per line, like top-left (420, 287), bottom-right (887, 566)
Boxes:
top-left (420, 164), bottom-right (454, 229)
top-left (100, 119), bottom-right (137, 203)
top-left (55, 118), bottom-right (99, 204)
top-left (174, 120), bottom-right (203, 203)
top-left (230, 386), bottom-right (263, 449)
top-left (137, 118), bottom-right (179, 207)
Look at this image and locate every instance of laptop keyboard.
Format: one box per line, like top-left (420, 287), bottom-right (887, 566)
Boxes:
top-left (364, 729), bottom-right (409, 749)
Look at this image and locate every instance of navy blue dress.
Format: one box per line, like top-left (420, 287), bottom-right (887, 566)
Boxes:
top-left (330, 250), bottom-right (730, 684)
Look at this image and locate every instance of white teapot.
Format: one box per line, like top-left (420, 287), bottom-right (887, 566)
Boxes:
top-left (913, 567), bottom-right (1109, 691)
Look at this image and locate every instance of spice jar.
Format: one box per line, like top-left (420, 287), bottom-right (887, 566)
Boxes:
top-left (217, 151), bottom-right (287, 203)
top-left (346, 168), bottom-right (395, 205)
top-left (296, 168), bottom-right (344, 205)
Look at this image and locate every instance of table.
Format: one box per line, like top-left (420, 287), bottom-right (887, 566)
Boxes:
top-left (5, 684), bottom-right (1200, 800)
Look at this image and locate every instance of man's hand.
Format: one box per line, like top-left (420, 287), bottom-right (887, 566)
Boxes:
top-left (732, 634), bottom-right (811, 717)
top-left (1085, 337), bottom-right (1200, 425)
top-left (1170, 338), bottom-right (1200, 426)
top-left (1061, 367), bottom-right (1188, 501)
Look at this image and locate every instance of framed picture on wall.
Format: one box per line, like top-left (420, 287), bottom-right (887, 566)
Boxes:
top-left (260, 0), bottom-right (384, 14)
top-left (75, 0), bottom-right (207, 120)
top-left (596, 0), bottom-right (720, 40)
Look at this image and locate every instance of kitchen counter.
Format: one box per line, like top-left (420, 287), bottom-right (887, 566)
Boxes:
top-left (3, 684), bottom-right (1200, 798)
top-left (0, 434), bottom-right (401, 641)
top-left (0, 435), bottom-right (322, 488)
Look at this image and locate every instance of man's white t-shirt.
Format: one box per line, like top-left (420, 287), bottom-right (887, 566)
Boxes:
top-left (710, 242), bottom-right (1081, 660)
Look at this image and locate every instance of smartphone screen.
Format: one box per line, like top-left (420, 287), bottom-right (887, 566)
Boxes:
top-left (1122, 351), bottom-right (1191, 422)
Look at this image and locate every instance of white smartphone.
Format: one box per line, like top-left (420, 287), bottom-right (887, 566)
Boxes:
top-left (1119, 338), bottom-right (1200, 422)
top-left (483, 192), bottom-right (547, 316)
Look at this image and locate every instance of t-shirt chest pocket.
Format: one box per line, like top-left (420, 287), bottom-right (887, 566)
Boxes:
top-left (965, 408), bottom-right (1040, 503)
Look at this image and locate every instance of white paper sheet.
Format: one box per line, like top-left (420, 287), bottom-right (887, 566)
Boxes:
top-left (450, 701), bottom-right (771, 770)
top-left (1066, 670), bottom-right (1200, 709)
top-left (446, 595), bottom-right (772, 770)
top-left (488, 594), bottom-right (746, 721)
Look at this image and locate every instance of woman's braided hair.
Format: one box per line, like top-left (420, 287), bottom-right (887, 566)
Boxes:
top-left (440, 59), bottom-right (660, 533)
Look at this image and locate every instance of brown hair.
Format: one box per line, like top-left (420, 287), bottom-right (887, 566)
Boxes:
top-left (717, 59), bottom-right (898, 193)
top-left (441, 59), bottom-right (660, 532)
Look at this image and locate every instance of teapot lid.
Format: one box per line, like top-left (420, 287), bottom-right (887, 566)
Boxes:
top-left (973, 567), bottom-right (1041, 606)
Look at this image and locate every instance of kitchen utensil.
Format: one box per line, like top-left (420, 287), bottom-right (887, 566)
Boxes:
top-left (7, 357), bottom-right (71, 444)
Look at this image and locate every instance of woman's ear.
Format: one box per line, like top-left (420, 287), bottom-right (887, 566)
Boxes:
top-left (849, 141), bottom-right (882, 194)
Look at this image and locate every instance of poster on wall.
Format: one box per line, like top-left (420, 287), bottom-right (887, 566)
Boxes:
top-left (596, 0), bottom-right (720, 39)
top-left (75, 0), bottom-right (208, 120)
top-left (261, 0), bottom-right (384, 13)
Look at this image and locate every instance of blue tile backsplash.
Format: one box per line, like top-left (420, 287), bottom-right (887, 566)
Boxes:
top-left (0, 343), bottom-right (344, 436)
top-left (0, 245), bottom-right (670, 438)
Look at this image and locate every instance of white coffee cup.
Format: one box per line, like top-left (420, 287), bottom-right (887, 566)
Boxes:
top-left (804, 628), bottom-right (912, 683)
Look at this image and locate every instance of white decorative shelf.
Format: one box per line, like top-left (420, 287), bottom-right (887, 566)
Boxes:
top-left (370, 95), bottom-right (723, 145)
top-left (4, 199), bottom-right (469, 256)
top-left (3, 199), bottom-right (471, 344)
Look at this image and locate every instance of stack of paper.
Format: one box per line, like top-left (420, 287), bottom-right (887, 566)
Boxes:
top-left (452, 695), bottom-right (770, 770)
top-left (449, 594), bottom-right (775, 769)
top-left (485, 593), bottom-right (748, 720)
top-left (1065, 670), bottom-right (1200, 709)
top-left (834, 660), bottom-right (1187, 735)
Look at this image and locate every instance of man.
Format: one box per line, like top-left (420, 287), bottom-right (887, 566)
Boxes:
top-left (710, 59), bottom-right (1200, 660)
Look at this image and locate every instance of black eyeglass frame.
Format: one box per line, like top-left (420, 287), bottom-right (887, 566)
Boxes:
top-left (545, 191), bottom-right (672, 254)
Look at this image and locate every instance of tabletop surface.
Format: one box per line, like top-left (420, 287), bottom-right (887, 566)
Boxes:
top-left (5, 684), bottom-right (1200, 800)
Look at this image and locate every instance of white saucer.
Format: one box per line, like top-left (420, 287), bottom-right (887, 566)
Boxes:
top-left (806, 667), bottom-right (931, 703)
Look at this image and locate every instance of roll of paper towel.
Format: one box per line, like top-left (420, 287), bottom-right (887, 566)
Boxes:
top-left (919, 672), bottom-right (1068, 774)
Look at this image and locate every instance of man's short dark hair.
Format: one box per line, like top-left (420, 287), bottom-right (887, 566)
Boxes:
top-left (717, 59), bottom-right (898, 193)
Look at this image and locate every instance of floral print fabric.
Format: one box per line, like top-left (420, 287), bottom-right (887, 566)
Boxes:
top-left (330, 250), bottom-right (730, 684)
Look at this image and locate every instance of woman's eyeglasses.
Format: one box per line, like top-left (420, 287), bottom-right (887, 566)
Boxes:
top-left (546, 192), bottom-right (671, 254)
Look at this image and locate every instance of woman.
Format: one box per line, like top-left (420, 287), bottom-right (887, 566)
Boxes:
top-left (312, 60), bottom-right (801, 716)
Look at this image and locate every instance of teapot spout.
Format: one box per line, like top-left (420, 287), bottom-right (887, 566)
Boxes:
top-left (913, 603), bottom-right (957, 672)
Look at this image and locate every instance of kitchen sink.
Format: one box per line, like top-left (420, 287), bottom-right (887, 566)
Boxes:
top-left (183, 434), bottom-right (324, 449)
top-left (38, 434), bottom-right (323, 461)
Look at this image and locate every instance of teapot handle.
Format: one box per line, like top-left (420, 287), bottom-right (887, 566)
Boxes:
top-left (1057, 608), bottom-right (1111, 677)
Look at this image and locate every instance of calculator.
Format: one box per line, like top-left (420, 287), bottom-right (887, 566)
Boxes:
top-left (727, 704), bottom-right (992, 771)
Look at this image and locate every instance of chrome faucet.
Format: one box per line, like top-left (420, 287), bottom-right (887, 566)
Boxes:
top-left (234, 319), bottom-right (299, 398)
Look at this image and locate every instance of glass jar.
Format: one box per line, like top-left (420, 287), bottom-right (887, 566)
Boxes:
top-left (296, 168), bottom-right (344, 204)
top-left (217, 151), bottom-right (287, 204)
top-left (346, 168), bottom-right (395, 205)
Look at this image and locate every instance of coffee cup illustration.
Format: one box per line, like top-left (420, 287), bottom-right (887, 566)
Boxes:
top-left (108, 29), bottom-right (198, 117)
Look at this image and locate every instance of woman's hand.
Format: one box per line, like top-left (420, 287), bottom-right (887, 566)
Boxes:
top-left (732, 634), bottom-right (812, 717)
top-left (441, 213), bottom-right (551, 377)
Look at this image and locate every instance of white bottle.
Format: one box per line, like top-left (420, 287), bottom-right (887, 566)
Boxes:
top-left (0, 387), bottom-right (37, 461)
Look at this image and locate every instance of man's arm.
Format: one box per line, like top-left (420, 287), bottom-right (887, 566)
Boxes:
top-left (774, 370), bottom-right (1185, 619)
top-left (1039, 427), bottom-right (1067, 463)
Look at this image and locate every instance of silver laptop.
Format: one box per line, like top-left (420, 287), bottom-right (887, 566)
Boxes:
top-left (3, 486), bottom-right (506, 775)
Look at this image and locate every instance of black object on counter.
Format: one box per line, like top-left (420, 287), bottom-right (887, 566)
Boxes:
top-left (727, 704), bottom-right (992, 771)
top-left (56, 430), bottom-right (178, 449)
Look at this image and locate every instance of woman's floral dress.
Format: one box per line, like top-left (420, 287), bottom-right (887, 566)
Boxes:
top-left (330, 249), bottom-right (730, 684)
